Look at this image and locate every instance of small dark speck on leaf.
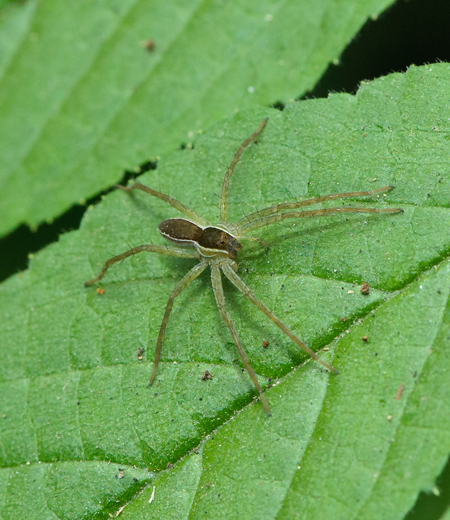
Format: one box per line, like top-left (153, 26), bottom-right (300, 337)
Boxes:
top-left (145, 39), bottom-right (155, 52)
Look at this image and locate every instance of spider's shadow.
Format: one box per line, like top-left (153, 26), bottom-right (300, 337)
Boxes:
top-left (122, 190), bottom-right (170, 223)
top-left (239, 211), bottom-right (384, 263)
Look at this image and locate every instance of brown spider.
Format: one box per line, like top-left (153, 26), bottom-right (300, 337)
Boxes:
top-left (85, 118), bottom-right (402, 415)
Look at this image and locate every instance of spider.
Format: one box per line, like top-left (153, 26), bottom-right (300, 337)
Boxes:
top-left (85, 118), bottom-right (403, 415)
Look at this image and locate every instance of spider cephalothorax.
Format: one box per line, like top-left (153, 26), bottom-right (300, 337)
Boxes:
top-left (85, 118), bottom-right (402, 415)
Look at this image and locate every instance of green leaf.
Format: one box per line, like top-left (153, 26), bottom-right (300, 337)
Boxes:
top-left (1, 63), bottom-right (450, 518)
top-left (0, 0), bottom-right (396, 236)
top-left (0, 1), bottom-right (36, 77)
top-left (0, 461), bottom-right (151, 519)
top-left (142, 259), bottom-right (450, 520)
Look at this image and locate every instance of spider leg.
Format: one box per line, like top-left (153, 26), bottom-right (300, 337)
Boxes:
top-left (118, 182), bottom-right (210, 227)
top-left (210, 263), bottom-right (271, 415)
top-left (219, 118), bottom-right (267, 224)
top-left (220, 261), bottom-right (337, 374)
top-left (84, 244), bottom-right (198, 286)
top-left (149, 261), bottom-right (208, 386)
top-left (237, 206), bottom-right (403, 235)
top-left (234, 186), bottom-right (397, 228)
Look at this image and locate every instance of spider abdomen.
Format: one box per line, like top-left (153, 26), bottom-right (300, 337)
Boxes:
top-left (158, 218), bottom-right (202, 246)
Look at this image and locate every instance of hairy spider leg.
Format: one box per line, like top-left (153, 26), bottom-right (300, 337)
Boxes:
top-left (219, 117), bottom-right (268, 224)
top-left (221, 262), bottom-right (337, 374)
top-left (234, 186), bottom-right (399, 228)
top-left (149, 261), bottom-right (208, 386)
top-left (237, 206), bottom-right (403, 235)
top-left (118, 182), bottom-right (210, 227)
top-left (210, 263), bottom-right (271, 415)
top-left (84, 244), bottom-right (197, 286)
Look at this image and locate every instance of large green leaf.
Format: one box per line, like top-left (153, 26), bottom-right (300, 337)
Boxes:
top-left (1, 64), bottom-right (450, 518)
top-left (0, 0), bottom-right (396, 236)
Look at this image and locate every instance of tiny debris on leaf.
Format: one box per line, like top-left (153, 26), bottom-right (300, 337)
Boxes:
top-left (145, 39), bottom-right (155, 52)
top-left (201, 370), bottom-right (213, 381)
top-left (148, 486), bottom-right (156, 504)
top-left (360, 282), bottom-right (370, 295)
top-left (395, 383), bottom-right (404, 400)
